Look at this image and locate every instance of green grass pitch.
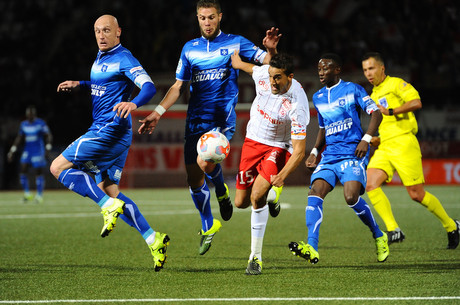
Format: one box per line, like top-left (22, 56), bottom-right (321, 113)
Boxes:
top-left (1, 186), bottom-right (459, 304)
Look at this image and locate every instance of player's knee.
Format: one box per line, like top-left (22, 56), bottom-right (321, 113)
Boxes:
top-left (49, 161), bottom-right (60, 179)
top-left (344, 193), bottom-right (359, 205)
top-left (408, 190), bottom-right (424, 203)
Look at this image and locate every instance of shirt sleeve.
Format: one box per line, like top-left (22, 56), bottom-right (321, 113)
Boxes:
top-left (396, 79), bottom-right (421, 102)
top-left (290, 87), bottom-right (310, 140)
top-left (238, 36), bottom-right (267, 64)
top-left (355, 84), bottom-right (379, 115)
top-left (175, 44), bottom-right (192, 81)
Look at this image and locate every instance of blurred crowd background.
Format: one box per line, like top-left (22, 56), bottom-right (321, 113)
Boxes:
top-left (1, 0), bottom-right (459, 189)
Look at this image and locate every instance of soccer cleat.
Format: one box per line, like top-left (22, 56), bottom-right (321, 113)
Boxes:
top-left (245, 256), bottom-right (263, 275)
top-left (100, 199), bottom-right (125, 238)
top-left (34, 195), bottom-right (43, 204)
top-left (22, 194), bottom-right (34, 203)
top-left (149, 232), bottom-right (170, 272)
top-left (217, 183), bottom-right (233, 221)
top-left (375, 232), bottom-right (390, 262)
top-left (288, 241), bottom-right (319, 264)
top-left (267, 185), bottom-right (283, 217)
top-left (199, 219), bottom-right (222, 255)
top-left (447, 219), bottom-right (460, 249)
top-left (386, 228), bottom-right (405, 244)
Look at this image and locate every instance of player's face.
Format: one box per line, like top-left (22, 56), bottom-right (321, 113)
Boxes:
top-left (362, 57), bottom-right (385, 86)
top-left (268, 67), bottom-right (293, 95)
top-left (197, 7), bottom-right (222, 40)
top-left (94, 16), bottom-right (121, 52)
top-left (318, 59), bottom-right (339, 87)
top-left (25, 107), bottom-right (36, 121)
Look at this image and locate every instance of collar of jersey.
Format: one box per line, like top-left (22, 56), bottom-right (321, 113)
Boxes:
top-left (98, 43), bottom-right (122, 56)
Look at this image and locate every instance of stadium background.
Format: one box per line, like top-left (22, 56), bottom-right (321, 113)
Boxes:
top-left (1, 0), bottom-right (459, 189)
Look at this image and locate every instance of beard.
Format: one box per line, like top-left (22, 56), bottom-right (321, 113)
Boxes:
top-left (200, 25), bottom-right (220, 40)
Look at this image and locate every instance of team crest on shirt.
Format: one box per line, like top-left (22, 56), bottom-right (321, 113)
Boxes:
top-left (338, 98), bottom-right (346, 107)
top-left (220, 49), bottom-right (228, 56)
top-left (378, 97), bottom-right (388, 108)
top-left (258, 80), bottom-right (270, 91)
top-left (101, 64), bottom-right (108, 72)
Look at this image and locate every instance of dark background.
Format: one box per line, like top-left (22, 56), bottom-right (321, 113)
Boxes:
top-left (1, 0), bottom-right (459, 189)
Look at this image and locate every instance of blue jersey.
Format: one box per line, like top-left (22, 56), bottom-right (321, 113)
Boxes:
top-left (176, 31), bottom-right (266, 136)
top-left (313, 79), bottom-right (378, 163)
top-left (19, 118), bottom-right (50, 156)
top-left (89, 44), bottom-right (153, 136)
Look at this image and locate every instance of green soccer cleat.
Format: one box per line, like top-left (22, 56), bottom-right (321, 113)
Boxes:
top-left (34, 195), bottom-right (43, 204)
top-left (22, 194), bottom-right (34, 203)
top-left (100, 199), bottom-right (125, 238)
top-left (149, 232), bottom-right (170, 272)
top-left (288, 241), bottom-right (319, 264)
top-left (375, 232), bottom-right (390, 262)
top-left (199, 219), bottom-right (222, 255)
top-left (245, 256), bottom-right (263, 275)
top-left (267, 185), bottom-right (283, 217)
top-left (217, 183), bottom-right (233, 221)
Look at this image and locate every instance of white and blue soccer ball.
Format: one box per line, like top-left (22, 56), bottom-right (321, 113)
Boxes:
top-left (196, 131), bottom-right (230, 163)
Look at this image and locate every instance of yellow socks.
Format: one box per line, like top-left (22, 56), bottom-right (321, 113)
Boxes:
top-left (420, 191), bottom-right (456, 232)
top-left (367, 187), bottom-right (399, 231)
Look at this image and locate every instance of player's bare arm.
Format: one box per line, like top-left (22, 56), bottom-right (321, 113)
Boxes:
top-left (377, 98), bottom-right (422, 116)
top-left (355, 109), bottom-right (382, 158)
top-left (231, 50), bottom-right (255, 74)
top-left (57, 80), bottom-right (81, 92)
top-left (306, 128), bottom-right (326, 169)
top-left (262, 27), bottom-right (282, 64)
top-left (138, 80), bottom-right (185, 134)
top-left (271, 137), bottom-right (306, 187)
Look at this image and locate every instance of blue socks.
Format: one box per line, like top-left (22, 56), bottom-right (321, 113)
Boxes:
top-left (20, 174), bottom-right (30, 194)
top-left (205, 163), bottom-right (226, 198)
top-left (58, 168), bottom-right (106, 203)
top-left (117, 192), bottom-right (155, 241)
top-left (36, 175), bottom-right (45, 196)
top-left (350, 197), bottom-right (383, 239)
top-left (190, 181), bottom-right (213, 232)
top-left (305, 196), bottom-right (324, 251)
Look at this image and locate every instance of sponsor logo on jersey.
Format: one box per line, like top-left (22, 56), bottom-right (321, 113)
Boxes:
top-left (325, 118), bottom-right (353, 136)
top-left (90, 84), bottom-right (106, 97)
top-left (129, 66), bottom-right (143, 74)
top-left (257, 105), bottom-right (284, 125)
top-left (267, 150), bottom-right (279, 163)
top-left (84, 161), bottom-right (100, 174)
top-left (192, 68), bottom-right (228, 83)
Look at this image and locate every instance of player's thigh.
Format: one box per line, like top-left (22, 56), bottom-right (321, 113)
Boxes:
top-left (234, 188), bottom-right (251, 209)
top-left (250, 174), bottom-right (271, 209)
top-left (366, 168), bottom-right (388, 191)
top-left (368, 146), bottom-right (395, 183)
top-left (185, 163), bottom-right (205, 188)
top-left (310, 163), bottom-right (336, 197)
top-left (50, 154), bottom-right (74, 177)
top-left (336, 158), bottom-right (367, 196)
top-left (343, 180), bottom-right (362, 205)
top-left (391, 135), bottom-right (424, 186)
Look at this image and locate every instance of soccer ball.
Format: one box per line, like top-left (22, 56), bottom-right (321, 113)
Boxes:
top-left (196, 131), bottom-right (230, 163)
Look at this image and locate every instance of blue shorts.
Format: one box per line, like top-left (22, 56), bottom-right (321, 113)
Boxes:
top-left (311, 156), bottom-right (368, 195)
top-left (21, 149), bottom-right (46, 168)
top-left (184, 123), bottom-right (235, 165)
top-left (62, 130), bottom-right (131, 184)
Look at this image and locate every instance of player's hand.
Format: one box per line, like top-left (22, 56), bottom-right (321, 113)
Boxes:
top-left (270, 174), bottom-right (284, 188)
top-left (114, 101), bottom-right (137, 119)
top-left (263, 27), bottom-right (282, 51)
top-left (377, 104), bottom-right (390, 115)
top-left (370, 136), bottom-right (380, 148)
top-left (138, 111), bottom-right (161, 134)
top-left (355, 141), bottom-right (369, 158)
top-left (305, 154), bottom-right (317, 170)
top-left (7, 151), bottom-right (14, 163)
top-left (57, 80), bottom-right (80, 92)
top-left (231, 50), bottom-right (243, 69)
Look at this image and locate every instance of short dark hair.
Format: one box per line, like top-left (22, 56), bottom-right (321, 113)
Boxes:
top-left (269, 53), bottom-right (294, 76)
top-left (197, 0), bottom-right (221, 14)
top-left (319, 53), bottom-right (342, 68)
top-left (362, 52), bottom-right (385, 65)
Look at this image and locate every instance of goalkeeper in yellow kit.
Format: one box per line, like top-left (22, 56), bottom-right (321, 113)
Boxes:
top-left (361, 52), bottom-right (459, 249)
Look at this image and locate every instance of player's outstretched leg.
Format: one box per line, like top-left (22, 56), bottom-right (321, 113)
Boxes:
top-left (267, 185), bottom-right (283, 217)
top-left (199, 219), bottom-right (222, 255)
top-left (149, 232), bottom-right (170, 272)
top-left (206, 163), bottom-right (233, 221)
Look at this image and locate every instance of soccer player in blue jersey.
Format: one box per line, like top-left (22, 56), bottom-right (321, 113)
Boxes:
top-left (50, 15), bottom-right (169, 271)
top-left (138, 0), bottom-right (281, 255)
top-left (8, 105), bottom-right (52, 203)
top-left (289, 53), bottom-right (390, 263)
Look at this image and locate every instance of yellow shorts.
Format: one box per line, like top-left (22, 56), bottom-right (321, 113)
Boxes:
top-left (368, 133), bottom-right (425, 186)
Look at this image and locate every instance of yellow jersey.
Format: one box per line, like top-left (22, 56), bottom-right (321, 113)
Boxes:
top-left (370, 75), bottom-right (420, 141)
